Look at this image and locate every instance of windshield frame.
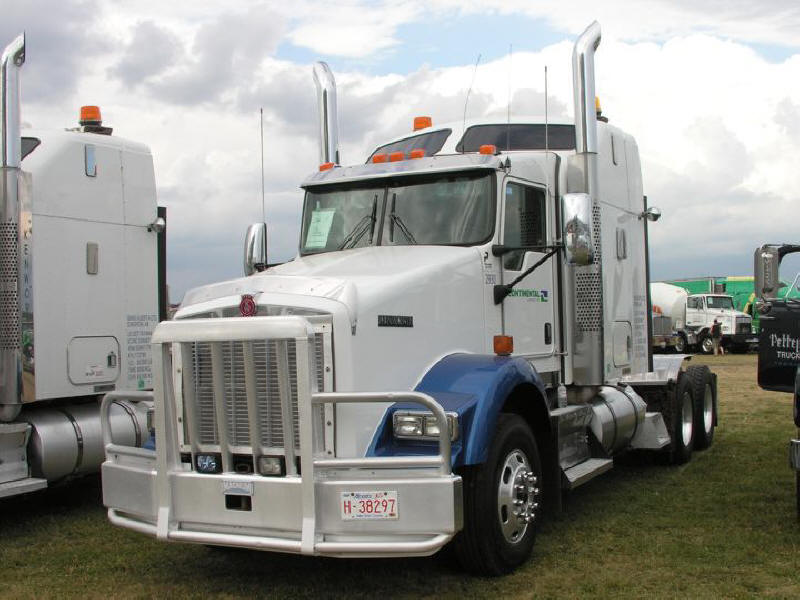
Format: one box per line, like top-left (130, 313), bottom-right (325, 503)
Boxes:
top-left (299, 169), bottom-right (497, 256)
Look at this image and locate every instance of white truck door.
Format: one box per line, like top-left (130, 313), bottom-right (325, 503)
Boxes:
top-left (499, 180), bottom-right (556, 359)
top-left (686, 295), bottom-right (706, 327)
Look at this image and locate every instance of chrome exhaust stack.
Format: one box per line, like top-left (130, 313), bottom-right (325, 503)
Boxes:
top-left (567, 21), bottom-right (604, 386)
top-left (0, 33), bottom-right (25, 419)
top-left (313, 61), bottom-right (340, 166)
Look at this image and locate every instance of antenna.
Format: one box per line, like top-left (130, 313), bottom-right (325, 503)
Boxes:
top-left (544, 66), bottom-right (549, 154)
top-left (506, 44), bottom-right (512, 151)
top-left (462, 53), bottom-right (481, 140)
top-left (260, 107), bottom-right (265, 223)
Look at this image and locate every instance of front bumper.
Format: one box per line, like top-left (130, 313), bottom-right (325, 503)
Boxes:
top-left (726, 333), bottom-right (758, 345)
top-left (790, 439), bottom-right (800, 472)
top-left (100, 317), bottom-right (462, 558)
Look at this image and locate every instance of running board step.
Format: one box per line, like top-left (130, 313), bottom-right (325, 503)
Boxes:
top-left (0, 477), bottom-right (47, 499)
top-left (563, 458), bottom-right (613, 489)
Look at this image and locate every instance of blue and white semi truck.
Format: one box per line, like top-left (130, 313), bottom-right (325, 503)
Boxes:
top-left (101, 22), bottom-right (717, 575)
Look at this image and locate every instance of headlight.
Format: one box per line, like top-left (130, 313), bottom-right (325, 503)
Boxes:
top-left (392, 411), bottom-right (459, 441)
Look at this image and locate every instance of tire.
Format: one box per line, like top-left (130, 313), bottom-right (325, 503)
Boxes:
top-left (700, 336), bottom-right (714, 355)
top-left (664, 372), bottom-right (695, 464)
top-left (453, 414), bottom-right (542, 576)
top-left (686, 365), bottom-right (715, 450)
top-left (673, 335), bottom-right (686, 354)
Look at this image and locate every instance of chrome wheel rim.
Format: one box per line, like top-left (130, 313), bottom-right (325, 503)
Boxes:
top-left (681, 391), bottom-right (694, 446)
top-left (703, 384), bottom-right (713, 434)
top-left (497, 449), bottom-right (539, 544)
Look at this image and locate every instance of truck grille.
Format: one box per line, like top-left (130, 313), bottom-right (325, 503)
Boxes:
top-left (188, 335), bottom-right (325, 449)
top-left (735, 317), bottom-right (751, 335)
top-left (175, 316), bottom-right (334, 468)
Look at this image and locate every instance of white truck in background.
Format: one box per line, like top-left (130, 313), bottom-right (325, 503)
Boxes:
top-left (651, 282), bottom-right (755, 353)
top-left (0, 35), bottom-right (166, 499)
top-left (102, 22), bottom-right (719, 575)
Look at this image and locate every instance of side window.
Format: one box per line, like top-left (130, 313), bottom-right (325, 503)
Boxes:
top-left (502, 182), bottom-right (546, 270)
top-left (687, 297), bottom-right (697, 309)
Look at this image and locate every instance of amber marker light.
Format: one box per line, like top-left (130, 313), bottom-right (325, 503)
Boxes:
top-left (80, 105), bottom-right (102, 124)
top-left (372, 153), bottom-right (388, 163)
top-left (389, 151), bottom-right (405, 162)
top-left (493, 335), bottom-right (514, 356)
top-left (479, 144), bottom-right (497, 155)
top-left (319, 162), bottom-right (335, 171)
top-left (408, 149), bottom-right (425, 159)
top-left (413, 116), bottom-right (432, 131)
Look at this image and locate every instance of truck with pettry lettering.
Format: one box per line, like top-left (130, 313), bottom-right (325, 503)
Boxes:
top-left (0, 35), bottom-right (165, 499)
top-left (754, 244), bottom-right (800, 516)
top-left (101, 22), bottom-right (718, 575)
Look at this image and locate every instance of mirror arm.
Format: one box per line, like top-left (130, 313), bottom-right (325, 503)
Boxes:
top-left (493, 245), bottom-right (562, 305)
top-left (491, 244), bottom-right (556, 257)
top-left (779, 244), bottom-right (800, 260)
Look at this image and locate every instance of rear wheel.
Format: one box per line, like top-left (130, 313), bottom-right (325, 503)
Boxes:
top-left (700, 336), bottom-right (714, 355)
top-left (453, 414), bottom-right (542, 576)
top-left (686, 365), bottom-right (715, 450)
top-left (673, 335), bottom-right (686, 354)
top-left (662, 372), bottom-right (695, 464)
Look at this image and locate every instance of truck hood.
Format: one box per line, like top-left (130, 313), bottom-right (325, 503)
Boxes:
top-left (179, 246), bottom-right (483, 327)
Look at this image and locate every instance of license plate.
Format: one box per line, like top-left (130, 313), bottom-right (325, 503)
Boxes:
top-left (340, 491), bottom-right (398, 520)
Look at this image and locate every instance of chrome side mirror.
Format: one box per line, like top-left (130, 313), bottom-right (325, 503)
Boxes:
top-left (754, 245), bottom-right (780, 299)
top-left (244, 223), bottom-right (268, 276)
top-left (562, 192), bottom-right (594, 266)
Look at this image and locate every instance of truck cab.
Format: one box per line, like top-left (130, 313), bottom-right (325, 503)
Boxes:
top-left (686, 293), bottom-right (754, 352)
top-left (101, 22), bottom-right (717, 575)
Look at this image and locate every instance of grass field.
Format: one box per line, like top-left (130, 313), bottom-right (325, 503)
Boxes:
top-left (1, 354), bottom-right (798, 599)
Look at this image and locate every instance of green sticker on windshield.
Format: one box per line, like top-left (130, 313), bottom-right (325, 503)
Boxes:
top-left (305, 209), bottom-right (335, 249)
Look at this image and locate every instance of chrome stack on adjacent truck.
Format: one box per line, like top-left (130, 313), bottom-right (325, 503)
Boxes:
top-left (0, 35), bottom-right (166, 499)
top-left (754, 244), bottom-right (800, 516)
top-left (101, 22), bottom-right (718, 574)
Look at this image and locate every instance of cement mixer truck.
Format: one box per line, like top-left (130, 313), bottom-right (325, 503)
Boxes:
top-left (101, 22), bottom-right (718, 575)
top-left (651, 282), bottom-right (755, 353)
top-left (0, 35), bottom-right (165, 499)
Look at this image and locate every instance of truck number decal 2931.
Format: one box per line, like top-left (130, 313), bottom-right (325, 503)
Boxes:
top-left (378, 315), bottom-right (413, 327)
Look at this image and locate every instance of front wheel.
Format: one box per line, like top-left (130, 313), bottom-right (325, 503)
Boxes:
top-left (453, 414), bottom-right (542, 576)
top-left (673, 334), bottom-right (686, 354)
top-left (700, 336), bottom-right (714, 355)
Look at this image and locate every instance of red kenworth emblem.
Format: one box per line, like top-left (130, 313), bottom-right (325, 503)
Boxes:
top-left (239, 294), bottom-right (257, 317)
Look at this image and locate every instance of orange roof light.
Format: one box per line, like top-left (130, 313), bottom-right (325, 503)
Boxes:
top-left (408, 149), bottom-right (425, 159)
top-left (389, 151), bottom-right (405, 162)
top-left (319, 162), bottom-right (335, 171)
top-left (80, 105), bottom-right (102, 124)
top-left (372, 153), bottom-right (388, 164)
top-left (494, 335), bottom-right (514, 356)
top-left (413, 116), bottom-right (432, 131)
top-left (479, 144), bottom-right (497, 155)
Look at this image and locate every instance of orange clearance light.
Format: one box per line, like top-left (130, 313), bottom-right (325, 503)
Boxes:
top-left (413, 116), bottom-right (432, 131)
top-left (319, 162), bottom-right (335, 171)
top-left (80, 105), bottom-right (102, 124)
top-left (494, 335), bottom-right (514, 356)
top-left (479, 144), bottom-right (497, 155)
top-left (389, 151), bottom-right (405, 162)
top-left (408, 149), bottom-right (425, 159)
top-left (372, 153), bottom-right (388, 164)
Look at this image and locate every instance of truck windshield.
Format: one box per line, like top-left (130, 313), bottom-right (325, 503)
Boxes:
top-left (300, 172), bottom-right (493, 255)
top-left (707, 296), bottom-right (734, 310)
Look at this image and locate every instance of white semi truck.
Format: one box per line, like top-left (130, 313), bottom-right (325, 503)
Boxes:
top-left (0, 35), bottom-right (165, 499)
top-left (101, 22), bottom-right (718, 575)
top-left (651, 282), bottom-right (755, 353)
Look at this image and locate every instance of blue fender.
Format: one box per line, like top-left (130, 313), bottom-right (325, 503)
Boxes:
top-left (366, 353), bottom-right (547, 468)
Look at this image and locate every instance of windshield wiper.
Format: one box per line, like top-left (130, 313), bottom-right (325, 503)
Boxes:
top-left (389, 193), bottom-right (417, 244)
top-left (338, 194), bottom-right (378, 250)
